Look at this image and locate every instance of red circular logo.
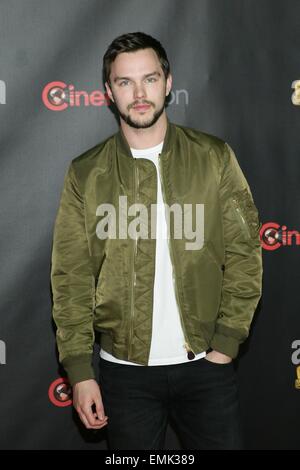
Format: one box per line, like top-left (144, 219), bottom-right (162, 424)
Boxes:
top-left (48, 377), bottom-right (72, 407)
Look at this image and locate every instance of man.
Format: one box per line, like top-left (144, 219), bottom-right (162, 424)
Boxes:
top-left (51, 32), bottom-right (263, 450)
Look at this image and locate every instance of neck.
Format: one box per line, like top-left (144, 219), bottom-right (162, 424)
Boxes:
top-left (120, 112), bottom-right (167, 150)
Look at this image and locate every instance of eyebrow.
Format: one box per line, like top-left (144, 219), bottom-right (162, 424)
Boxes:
top-left (113, 71), bottom-right (161, 83)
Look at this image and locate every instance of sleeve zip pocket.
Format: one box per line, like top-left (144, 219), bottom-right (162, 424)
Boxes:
top-left (231, 188), bottom-right (260, 239)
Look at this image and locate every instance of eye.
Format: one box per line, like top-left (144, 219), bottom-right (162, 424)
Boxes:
top-left (119, 80), bottom-right (130, 86)
top-left (146, 77), bottom-right (157, 83)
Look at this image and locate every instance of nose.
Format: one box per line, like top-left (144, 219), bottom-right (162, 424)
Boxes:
top-left (133, 82), bottom-right (146, 100)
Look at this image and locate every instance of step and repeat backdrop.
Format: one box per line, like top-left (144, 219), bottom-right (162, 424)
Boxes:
top-left (0, 0), bottom-right (299, 450)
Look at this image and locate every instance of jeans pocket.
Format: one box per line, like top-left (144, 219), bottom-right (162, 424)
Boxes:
top-left (203, 357), bottom-right (233, 367)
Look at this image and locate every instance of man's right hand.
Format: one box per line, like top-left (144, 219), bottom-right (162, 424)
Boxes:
top-left (72, 379), bottom-right (108, 430)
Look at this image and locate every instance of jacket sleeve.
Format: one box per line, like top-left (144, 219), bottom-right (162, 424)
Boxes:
top-left (210, 142), bottom-right (263, 358)
top-left (51, 163), bottom-right (96, 386)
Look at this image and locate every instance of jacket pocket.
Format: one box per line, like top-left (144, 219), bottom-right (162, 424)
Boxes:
top-left (95, 254), bottom-right (107, 307)
top-left (205, 240), bottom-right (223, 271)
top-left (230, 188), bottom-right (260, 239)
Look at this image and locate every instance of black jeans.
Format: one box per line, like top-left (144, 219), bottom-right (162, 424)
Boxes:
top-left (99, 356), bottom-right (243, 450)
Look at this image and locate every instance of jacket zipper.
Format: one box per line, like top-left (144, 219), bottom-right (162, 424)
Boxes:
top-left (158, 153), bottom-right (196, 358)
top-left (231, 197), bottom-right (251, 238)
top-left (128, 160), bottom-right (138, 358)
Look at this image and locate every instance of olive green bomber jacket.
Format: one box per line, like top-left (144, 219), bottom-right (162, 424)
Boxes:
top-left (51, 119), bottom-right (263, 386)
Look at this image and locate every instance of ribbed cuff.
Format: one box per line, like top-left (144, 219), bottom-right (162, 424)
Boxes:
top-left (210, 332), bottom-right (240, 359)
top-left (62, 354), bottom-right (95, 387)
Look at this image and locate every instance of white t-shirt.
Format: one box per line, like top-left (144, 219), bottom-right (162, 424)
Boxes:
top-left (100, 141), bottom-right (206, 365)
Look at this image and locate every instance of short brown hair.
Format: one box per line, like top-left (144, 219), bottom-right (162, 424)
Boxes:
top-left (102, 31), bottom-right (170, 84)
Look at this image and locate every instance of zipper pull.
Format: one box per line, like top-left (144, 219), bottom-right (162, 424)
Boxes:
top-left (184, 342), bottom-right (195, 360)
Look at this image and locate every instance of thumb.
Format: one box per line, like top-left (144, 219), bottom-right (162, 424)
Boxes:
top-left (95, 396), bottom-right (105, 421)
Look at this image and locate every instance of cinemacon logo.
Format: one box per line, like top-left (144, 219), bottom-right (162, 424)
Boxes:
top-left (42, 81), bottom-right (109, 111)
top-left (48, 377), bottom-right (72, 407)
top-left (260, 222), bottom-right (300, 251)
top-left (42, 81), bottom-right (189, 111)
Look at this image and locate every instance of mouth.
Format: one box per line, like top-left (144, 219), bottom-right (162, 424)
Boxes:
top-left (132, 104), bottom-right (151, 112)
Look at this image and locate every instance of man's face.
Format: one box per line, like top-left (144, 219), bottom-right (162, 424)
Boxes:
top-left (105, 48), bottom-right (172, 129)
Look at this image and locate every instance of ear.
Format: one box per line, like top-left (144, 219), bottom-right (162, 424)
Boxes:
top-left (166, 73), bottom-right (172, 97)
top-left (105, 81), bottom-right (114, 103)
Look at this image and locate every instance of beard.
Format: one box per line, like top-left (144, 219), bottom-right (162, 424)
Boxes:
top-left (114, 97), bottom-right (166, 129)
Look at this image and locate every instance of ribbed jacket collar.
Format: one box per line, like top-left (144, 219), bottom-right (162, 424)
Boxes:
top-left (115, 116), bottom-right (175, 158)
